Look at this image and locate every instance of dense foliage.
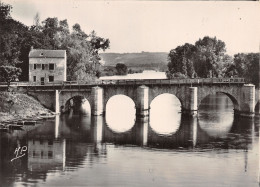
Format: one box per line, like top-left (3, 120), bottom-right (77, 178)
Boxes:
top-left (0, 66), bottom-right (21, 86)
top-left (225, 53), bottom-right (259, 85)
top-left (167, 36), bottom-right (259, 86)
top-left (115, 63), bottom-right (128, 75)
top-left (0, 2), bottom-right (110, 81)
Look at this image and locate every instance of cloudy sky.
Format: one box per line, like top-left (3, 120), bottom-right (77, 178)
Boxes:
top-left (3, 0), bottom-right (260, 55)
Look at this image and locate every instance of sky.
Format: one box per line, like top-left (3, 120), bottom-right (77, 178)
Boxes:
top-left (2, 0), bottom-right (260, 55)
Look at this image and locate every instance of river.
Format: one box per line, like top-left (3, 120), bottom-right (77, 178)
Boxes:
top-left (0, 71), bottom-right (259, 187)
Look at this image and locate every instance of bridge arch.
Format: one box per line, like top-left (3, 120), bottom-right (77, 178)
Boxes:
top-left (149, 93), bottom-right (182, 111)
top-left (198, 91), bottom-right (239, 112)
top-left (105, 94), bottom-right (136, 110)
top-left (63, 95), bottom-right (91, 114)
top-left (148, 87), bottom-right (185, 111)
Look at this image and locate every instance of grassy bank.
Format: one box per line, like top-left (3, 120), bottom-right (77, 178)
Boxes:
top-left (0, 92), bottom-right (54, 122)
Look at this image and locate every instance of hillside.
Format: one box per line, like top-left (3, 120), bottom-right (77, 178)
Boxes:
top-left (100, 52), bottom-right (168, 71)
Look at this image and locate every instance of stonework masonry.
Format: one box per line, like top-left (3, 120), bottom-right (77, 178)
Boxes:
top-left (25, 83), bottom-right (258, 118)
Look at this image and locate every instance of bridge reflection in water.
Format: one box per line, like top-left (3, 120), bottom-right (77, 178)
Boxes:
top-left (0, 94), bottom-right (259, 186)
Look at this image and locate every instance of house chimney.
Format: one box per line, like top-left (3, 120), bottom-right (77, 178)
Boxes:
top-left (31, 46), bottom-right (34, 51)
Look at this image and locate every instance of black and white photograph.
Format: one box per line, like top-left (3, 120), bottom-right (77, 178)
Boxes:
top-left (0, 0), bottom-right (259, 186)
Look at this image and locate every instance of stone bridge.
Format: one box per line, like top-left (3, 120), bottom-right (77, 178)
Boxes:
top-left (11, 78), bottom-right (257, 118)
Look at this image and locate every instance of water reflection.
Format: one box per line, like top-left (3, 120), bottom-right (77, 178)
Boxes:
top-left (91, 116), bottom-right (104, 143)
top-left (28, 139), bottom-right (66, 172)
top-left (198, 93), bottom-right (234, 138)
top-left (139, 116), bottom-right (149, 146)
top-left (191, 116), bottom-right (198, 147)
top-left (0, 94), bottom-right (259, 187)
top-left (103, 116), bottom-right (149, 146)
top-left (150, 93), bottom-right (181, 135)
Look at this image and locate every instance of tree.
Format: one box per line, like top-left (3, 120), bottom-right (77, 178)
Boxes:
top-left (194, 36), bottom-right (226, 78)
top-left (167, 43), bottom-right (196, 78)
top-left (0, 2), bottom-right (12, 21)
top-left (0, 2), bottom-right (28, 66)
top-left (0, 66), bottom-right (21, 88)
top-left (33, 12), bottom-right (41, 31)
top-left (167, 36), bottom-right (229, 79)
top-left (186, 59), bottom-right (196, 78)
top-left (0, 2), bottom-right (28, 82)
top-left (225, 53), bottom-right (259, 86)
top-left (115, 63), bottom-right (128, 75)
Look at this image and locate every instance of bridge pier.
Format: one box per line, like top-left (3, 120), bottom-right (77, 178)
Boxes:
top-left (240, 84), bottom-right (255, 117)
top-left (91, 86), bottom-right (104, 116)
top-left (182, 87), bottom-right (198, 116)
top-left (136, 85), bottom-right (149, 117)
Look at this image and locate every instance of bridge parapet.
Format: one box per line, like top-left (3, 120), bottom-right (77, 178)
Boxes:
top-left (0, 78), bottom-right (245, 89)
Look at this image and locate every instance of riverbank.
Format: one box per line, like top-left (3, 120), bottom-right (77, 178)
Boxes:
top-left (0, 92), bottom-right (55, 123)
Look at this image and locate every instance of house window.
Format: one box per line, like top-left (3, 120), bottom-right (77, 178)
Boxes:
top-left (42, 64), bottom-right (45, 70)
top-left (48, 140), bottom-right (53, 145)
top-left (48, 151), bottom-right (53, 159)
top-left (49, 76), bottom-right (54, 82)
top-left (49, 63), bottom-right (54, 70)
top-left (34, 64), bottom-right (36, 69)
top-left (33, 76), bottom-right (36, 82)
top-left (33, 151), bottom-right (36, 158)
top-left (41, 151), bottom-right (44, 158)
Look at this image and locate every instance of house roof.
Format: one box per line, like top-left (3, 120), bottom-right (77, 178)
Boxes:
top-left (29, 49), bottom-right (66, 58)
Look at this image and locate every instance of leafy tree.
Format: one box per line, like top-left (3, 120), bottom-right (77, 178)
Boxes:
top-left (0, 2), bottom-right (12, 21)
top-left (33, 12), bottom-right (41, 31)
top-left (167, 36), bottom-right (229, 79)
top-left (50, 22), bottom-right (109, 81)
top-left (186, 59), bottom-right (196, 78)
top-left (225, 53), bottom-right (259, 86)
top-left (0, 66), bottom-right (21, 88)
top-left (0, 2), bottom-right (29, 84)
top-left (0, 2), bottom-right (28, 67)
top-left (194, 36), bottom-right (226, 78)
top-left (167, 43), bottom-right (196, 78)
top-left (115, 63), bottom-right (128, 75)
